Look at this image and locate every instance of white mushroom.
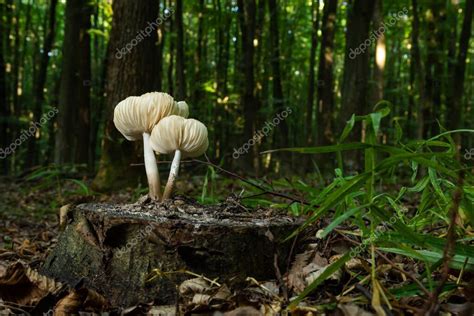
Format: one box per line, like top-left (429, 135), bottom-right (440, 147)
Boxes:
top-left (113, 92), bottom-right (189, 200)
top-left (150, 115), bottom-right (208, 200)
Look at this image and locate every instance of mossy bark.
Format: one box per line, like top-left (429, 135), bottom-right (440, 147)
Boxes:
top-left (41, 200), bottom-right (302, 306)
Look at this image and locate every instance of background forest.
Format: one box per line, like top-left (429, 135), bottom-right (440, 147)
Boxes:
top-left (0, 0), bottom-right (472, 187)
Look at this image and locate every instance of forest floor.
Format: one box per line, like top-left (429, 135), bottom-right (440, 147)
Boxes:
top-left (0, 170), bottom-right (473, 315)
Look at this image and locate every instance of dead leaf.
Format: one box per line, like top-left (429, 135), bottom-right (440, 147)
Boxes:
top-left (338, 303), bottom-right (375, 316)
top-left (179, 277), bottom-right (210, 295)
top-left (0, 262), bottom-right (48, 306)
top-left (224, 306), bottom-right (262, 316)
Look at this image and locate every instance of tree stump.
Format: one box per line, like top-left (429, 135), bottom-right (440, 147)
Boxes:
top-left (41, 198), bottom-right (302, 306)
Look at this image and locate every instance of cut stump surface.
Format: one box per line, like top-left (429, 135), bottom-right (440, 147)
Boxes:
top-left (41, 197), bottom-right (303, 306)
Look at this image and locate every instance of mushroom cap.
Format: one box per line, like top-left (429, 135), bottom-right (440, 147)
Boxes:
top-left (150, 115), bottom-right (209, 158)
top-left (113, 92), bottom-right (189, 141)
top-left (175, 101), bottom-right (189, 118)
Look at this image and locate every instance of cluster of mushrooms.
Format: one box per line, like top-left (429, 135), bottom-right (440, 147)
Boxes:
top-left (113, 92), bottom-right (209, 201)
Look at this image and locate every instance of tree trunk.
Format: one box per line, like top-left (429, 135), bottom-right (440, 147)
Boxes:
top-left (411, 0), bottom-right (427, 140)
top-left (156, 1), bottom-right (165, 92)
top-left (306, 0), bottom-right (320, 146)
top-left (26, 0), bottom-right (58, 168)
top-left (448, 0), bottom-right (473, 136)
top-left (192, 0), bottom-right (205, 111)
top-left (423, 2), bottom-right (443, 138)
top-left (372, 0), bottom-right (385, 104)
top-left (167, 0), bottom-right (174, 96)
top-left (340, 0), bottom-right (375, 131)
top-left (41, 201), bottom-right (302, 306)
top-left (175, 0), bottom-right (186, 100)
top-left (55, 0), bottom-right (92, 165)
top-left (214, 0), bottom-right (231, 162)
top-left (268, 0), bottom-right (288, 149)
top-left (93, 0), bottom-right (160, 191)
top-left (0, 1), bottom-right (9, 174)
top-left (238, 0), bottom-right (260, 173)
top-left (316, 0), bottom-right (338, 147)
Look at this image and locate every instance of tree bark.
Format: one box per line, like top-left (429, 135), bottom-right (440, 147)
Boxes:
top-left (26, 0), bottom-right (58, 168)
top-left (93, 0), bottom-right (160, 191)
top-left (55, 0), bottom-right (92, 165)
top-left (316, 0), bottom-right (337, 147)
top-left (340, 0), bottom-right (375, 132)
top-left (175, 0), bottom-right (186, 100)
top-left (41, 202), bottom-right (302, 306)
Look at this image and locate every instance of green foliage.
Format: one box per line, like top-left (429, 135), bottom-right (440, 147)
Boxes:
top-left (269, 105), bottom-right (474, 304)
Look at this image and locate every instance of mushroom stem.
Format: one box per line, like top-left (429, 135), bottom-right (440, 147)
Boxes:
top-left (162, 149), bottom-right (182, 200)
top-left (143, 132), bottom-right (161, 200)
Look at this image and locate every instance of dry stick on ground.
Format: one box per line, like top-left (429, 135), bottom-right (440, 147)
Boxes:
top-left (423, 170), bottom-right (465, 315)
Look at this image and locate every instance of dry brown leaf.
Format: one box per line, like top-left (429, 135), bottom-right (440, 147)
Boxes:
top-left (179, 277), bottom-right (210, 295)
top-left (286, 251), bottom-right (312, 293)
top-left (224, 306), bottom-right (262, 316)
top-left (192, 293), bottom-right (211, 305)
top-left (338, 303), bottom-right (375, 316)
top-left (0, 262), bottom-right (48, 305)
top-left (25, 266), bottom-right (63, 294)
top-left (54, 289), bottom-right (85, 316)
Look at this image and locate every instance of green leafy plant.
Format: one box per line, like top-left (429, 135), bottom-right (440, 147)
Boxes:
top-left (266, 104), bottom-right (474, 306)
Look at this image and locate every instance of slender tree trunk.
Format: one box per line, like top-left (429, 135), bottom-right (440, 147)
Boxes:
top-left (214, 0), bottom-right (231, 161)
top-left (449, 0), bottom-right (473, 136)
top-left (175, 0), bottom-right (186, 100)
top-left (55, 0), bottom-right (91, 165)
top-left (193, 0), bottom-right (205, 109)
top-left (156, 1), bottom-right (165, 92)
top-left (411, 0), bottom-right (426, 140)
top-left (167, 0), bottom-right (175, 96)
top-left (0, 1), bottom-right (9, 174)
top-left (306, 0), bottom-right (320, 146)
top-left (237, 0), bottom-right (260, 173)
top-left (93, 0), bottom-right (160, 191)
top-left (26, 0), bottom-right (58, 168)
top-left (316, 0), bottom-right (337, 147)
top-left (423, 2), bottom-right (443, 138)
top-left (372, 0), bottom-right (385, 103)
top-left (340, 0), bottom-right (375, 131)
top-left (268, 0), bottom-right (288, 149)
